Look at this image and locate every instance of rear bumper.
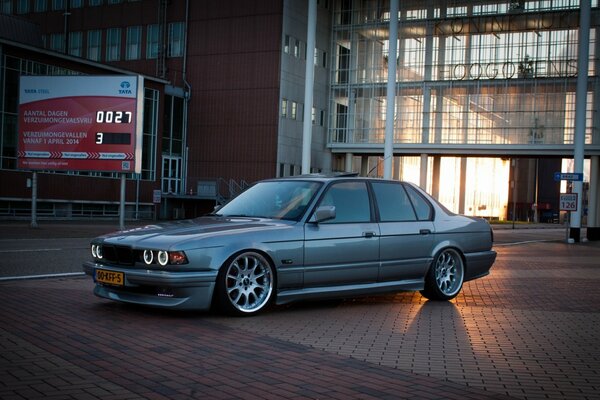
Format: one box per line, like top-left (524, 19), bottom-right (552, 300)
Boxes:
top-left (83, 261), bottom-right (218, 310)
top-left (464, 250), bottom-right (497, 281)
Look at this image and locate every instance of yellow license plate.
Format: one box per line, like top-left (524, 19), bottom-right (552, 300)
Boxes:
top-left (96, 269), bottom-right (124, 286)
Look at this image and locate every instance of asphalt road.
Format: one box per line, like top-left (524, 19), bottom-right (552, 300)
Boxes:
top-left (0, 221), bottom-right (576, 280)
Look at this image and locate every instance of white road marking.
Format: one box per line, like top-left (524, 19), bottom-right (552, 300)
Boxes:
top-left (0, 272), bottom-right (85, 281)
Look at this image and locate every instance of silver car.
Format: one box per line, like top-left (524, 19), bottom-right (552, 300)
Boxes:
top-left (83, 175), bottom-right (496, 316)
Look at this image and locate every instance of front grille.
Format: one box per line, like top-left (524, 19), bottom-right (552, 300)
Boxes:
top-left (102, 245), bottom-right (135, 266)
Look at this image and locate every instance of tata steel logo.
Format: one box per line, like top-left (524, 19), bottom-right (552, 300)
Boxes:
top-left (119, 81), bottom-right (132, 94)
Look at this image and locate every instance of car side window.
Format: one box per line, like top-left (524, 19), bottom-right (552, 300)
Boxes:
top-left (318, 181), bottom-right (371, 223)
top-left (372, 182), bottom-right (417, 222)
top-left (404, 184), bottom-right (433, 221)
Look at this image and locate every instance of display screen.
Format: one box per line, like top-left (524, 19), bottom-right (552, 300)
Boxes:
top-left (96, 111), bottom-right (132, 124)
top-left (18, 75), bottom-right (142, 173)
top-left (95, 132), bottom-right (131, 145)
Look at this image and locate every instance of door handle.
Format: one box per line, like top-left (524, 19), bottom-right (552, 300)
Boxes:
top-left (419, 229), bottom-right (431, 235)
top-left (363, 231), bottom-right (376, 238)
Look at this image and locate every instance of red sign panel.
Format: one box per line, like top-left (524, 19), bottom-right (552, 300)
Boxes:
top-left (18, 75), bottom-right (142, 173)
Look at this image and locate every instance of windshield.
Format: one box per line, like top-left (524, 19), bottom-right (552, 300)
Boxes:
top-left (215, 180), bottom-right (322, 221)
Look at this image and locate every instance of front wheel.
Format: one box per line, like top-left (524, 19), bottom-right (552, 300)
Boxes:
top-left (420, 248), bottom-right (464, 301)
top-left (216, 251), bottom-right (274, 316)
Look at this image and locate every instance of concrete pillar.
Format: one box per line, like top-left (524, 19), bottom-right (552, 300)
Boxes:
top-left (360, 155), bottom-right (369, 177)
top-left (383, 0), bottom-right (399, 179)
top-left (570, 0), bottom-right (591, 242)
top-left (458, 158), bottom-right (468, 215)
top-left (420, 154), bottom-right (428, 190)
top-left (345, 153), bottom-right (354, 172)
top-left (301, 0), bottom-right (317, 174)
top-left (431, 156), bottom-right (441, 200)
top-left (588, 155), bottom-right (600, 240)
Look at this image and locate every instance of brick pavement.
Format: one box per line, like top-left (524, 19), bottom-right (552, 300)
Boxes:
top-left (1, 238), bottom-right (599, 399)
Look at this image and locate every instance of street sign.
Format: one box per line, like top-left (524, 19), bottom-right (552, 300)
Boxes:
top-left (554, 172), bottom-right (583, 182)
top-left (559, 193), bottom-right (578, 211)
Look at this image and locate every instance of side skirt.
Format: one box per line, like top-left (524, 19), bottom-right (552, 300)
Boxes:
top-left (275, 279), bottom-right (424, 305)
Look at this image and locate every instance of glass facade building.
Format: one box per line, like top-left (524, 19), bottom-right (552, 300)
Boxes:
top-left (329, 0), bottom-right (599, 150)
top-left (327, 0), bottom-right (600, 219)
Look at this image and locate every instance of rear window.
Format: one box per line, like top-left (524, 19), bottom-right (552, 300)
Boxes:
top-left (404, 184), bottom-right (433, 221)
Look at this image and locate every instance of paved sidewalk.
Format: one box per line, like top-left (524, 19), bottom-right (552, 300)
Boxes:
top-left (0, 221), bottom-right (599, 399)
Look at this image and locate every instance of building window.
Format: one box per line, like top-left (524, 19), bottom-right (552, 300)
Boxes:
top-left (106, 27), bottom-right (121, 61)
top-left (88, 0), bottom-right (102, 6)
top-left (68, 31), bottom-right (82, 57)
top-left (1, 0), bottom-right (11, 13)
top-left (312, 107), bottom-right (316, 124)
top-left (291, 101), bottom-right (297, 120)
top-left (86, 29), bottom-right (101, 61)
top-left (142, 88), bottom-right (159, 180)
top-left (70, 0), bottom-right (82, 7)
top-left (168, 22), bottom-right (184, 58)
top-left (281, 99), bottom-right (287, 118)
top-left (284, 35), bottom-right (290, 54)
top-left (146, 24), bottom-right (159, 59)
top-left (162, 94), bottom-right (185, 194)
top-left (49, 33), bottom-right (65, 52)
top-left (34, 0), bottom-right (46, 11)
top-left (17, 0), bottom-right (30, 14)
top-left (108, 0), bottom-right (120, 4)
top-left (52, 0), bottom-right (64, 10)
top-left (293, 39), bottom-right (300, 58)
top-left (126, 26), bottom-right (141, 60)
top-left (162, 95), bottom-right (184, 156)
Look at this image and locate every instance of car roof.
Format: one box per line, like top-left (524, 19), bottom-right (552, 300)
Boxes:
top-left (274, 173), bottom-right (411, 184)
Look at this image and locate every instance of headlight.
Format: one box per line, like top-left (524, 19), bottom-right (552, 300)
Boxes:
top-left (91, 244), bottom-right (103, 259)
top-left (143, 249), bottom-right (154, 265)
top-left (157, 251), bottom-right (169, 266)
top-left (139, 249), bottom-right (188, 266)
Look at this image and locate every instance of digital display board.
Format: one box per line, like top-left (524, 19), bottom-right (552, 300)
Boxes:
top-left (18, 75), bottom-right (143, 173)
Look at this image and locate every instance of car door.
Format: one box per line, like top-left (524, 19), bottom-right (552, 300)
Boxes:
top-left (371, 181), bottom-right (434, 282)
top-left (304, 180), bottom-right (380, 287)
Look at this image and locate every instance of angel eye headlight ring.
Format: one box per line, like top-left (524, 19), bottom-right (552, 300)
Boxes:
top-left (92, 244), bottom-right (103, 259)
top-left (157, 251), bottom-right (169, 266)
top-left (143, 249), bottom-right (154, 265)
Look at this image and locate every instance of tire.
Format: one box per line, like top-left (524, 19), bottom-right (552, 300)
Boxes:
top-left (216, 251), bottom-right (274, 316)
top-left (420, 248), bottom-right (464, 301)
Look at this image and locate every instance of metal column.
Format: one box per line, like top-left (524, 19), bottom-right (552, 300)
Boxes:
top-left (570, 0), bottom-right (591, 242)
top-left (383, 0), bottom-right (399, 179)
top-left (301, 0), bottom-right (317, 174)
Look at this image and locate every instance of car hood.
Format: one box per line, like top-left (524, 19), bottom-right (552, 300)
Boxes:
top-left (97, 216), bottom-right (297, 249)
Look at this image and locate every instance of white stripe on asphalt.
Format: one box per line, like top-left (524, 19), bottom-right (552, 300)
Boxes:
top-left (0, 272), bottom-right (85, 281)
top-left (494, 239), bottom-right (563, 246)
top-left (0, 248), bottom-right (63, 253)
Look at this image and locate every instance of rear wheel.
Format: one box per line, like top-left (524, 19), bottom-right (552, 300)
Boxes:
top-left (216, 251), bottom-right (274, 316)
top-left (420, 248), bottom-right (464, 301)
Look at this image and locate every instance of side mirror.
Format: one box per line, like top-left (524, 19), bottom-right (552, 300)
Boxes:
top-left (309, 205), bottom-right (336, 223)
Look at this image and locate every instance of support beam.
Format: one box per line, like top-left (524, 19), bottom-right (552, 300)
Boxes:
top-left (345, 153), bottom-right (354, 173)
top-left (569, 0), bottom-right (591, 242)
top-left (588, 156), bottom-right (600, 240)
top-left (30, 172), bottom-right (38, 228)
top-left (383, 0), bottom-right (399, 179)
top-left (301, 0), bottom-right (317, 174)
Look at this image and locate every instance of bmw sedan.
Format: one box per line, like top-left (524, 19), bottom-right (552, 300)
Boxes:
top-left (83, 175), bottom-right (496, 316)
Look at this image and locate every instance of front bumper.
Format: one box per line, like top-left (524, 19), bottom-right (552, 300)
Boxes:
top-left (82, 261), bottom-right (218, 310)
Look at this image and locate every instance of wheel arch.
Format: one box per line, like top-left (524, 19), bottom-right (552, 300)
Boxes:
top-left (213, 248), bottom-right (278, 314)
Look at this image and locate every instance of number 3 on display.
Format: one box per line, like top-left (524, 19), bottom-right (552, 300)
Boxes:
top-left (95, 132), bottom-right (103, 144)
